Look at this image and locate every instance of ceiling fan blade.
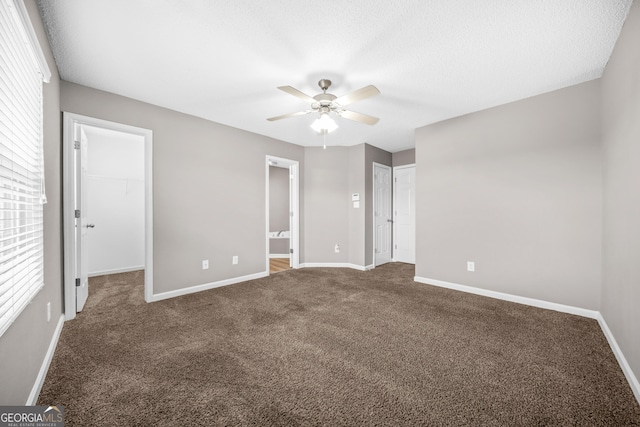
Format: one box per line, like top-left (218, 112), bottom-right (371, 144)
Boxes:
top-left (339, 110), bottom-right (380, 125)
top-left (277, 86), bottom-right (317, 104)
top-left (334, 85), bottom-right (380, 106)
top-left (267, 110), bottom-right (312, 121)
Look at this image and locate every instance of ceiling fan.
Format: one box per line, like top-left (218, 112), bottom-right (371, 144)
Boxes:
top-left (267, 79), bottom-right (380, 131)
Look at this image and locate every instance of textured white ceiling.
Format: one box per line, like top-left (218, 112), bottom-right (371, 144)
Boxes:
top-left (37, 0), bottom-right (632, 153)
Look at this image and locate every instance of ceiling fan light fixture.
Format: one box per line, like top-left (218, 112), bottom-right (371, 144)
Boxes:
top-left (310, 113), bottom-right (338, 134)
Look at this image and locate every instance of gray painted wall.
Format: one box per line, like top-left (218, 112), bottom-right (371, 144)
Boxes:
top-left (0, 0), bottom-right (63, 404)
top-left (392, 148), bottom-right (415, 167)
top-left (415, 80), bottom-right (602, 310)
top-left (303, 144), bottom-right (391, 268)
top-left (303, 147), bottom-right (350, 263)
top-left (61, 82), bottom-right (305, 295)
top-left (601, 0), bottom-right (640, 386)
top-left (269, 167), bottom-right (289, 232)
top-left (348, 144), bottom-right (366, 267)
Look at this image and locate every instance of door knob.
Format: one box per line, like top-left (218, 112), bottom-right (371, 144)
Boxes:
top-left (387, 219), bottom-right (393, 223)
top-left (86, 224), bottom-right (95, 228)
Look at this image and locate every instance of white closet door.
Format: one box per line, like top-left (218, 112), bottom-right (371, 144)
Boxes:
top-left (394, 166), bottom-right (415, 264)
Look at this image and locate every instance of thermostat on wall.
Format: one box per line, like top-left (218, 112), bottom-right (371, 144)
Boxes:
top-left (352, 193), bottom-right (360, 201)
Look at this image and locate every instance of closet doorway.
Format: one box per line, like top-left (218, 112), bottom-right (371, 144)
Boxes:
top-left (373, 163), bottom-right (392, 266)
top-left (265, 156), bottom-right (300, 274)
top-left (393, 164), bottom-right (416, 263)
top-left (63, 113), bottom-right (153, 320)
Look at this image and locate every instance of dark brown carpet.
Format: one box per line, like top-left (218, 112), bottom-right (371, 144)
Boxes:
top-left (38, 264), bottom-right (640, 426)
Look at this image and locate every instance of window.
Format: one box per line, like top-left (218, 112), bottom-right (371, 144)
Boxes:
top-left (0, 0), bottom-right (51, 337)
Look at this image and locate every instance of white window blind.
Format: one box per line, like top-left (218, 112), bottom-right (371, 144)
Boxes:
top-left (0, 0), bottom-right (48, 337)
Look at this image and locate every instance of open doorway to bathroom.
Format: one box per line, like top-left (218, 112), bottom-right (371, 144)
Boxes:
top-left (269, 165), bottom-right (290, 273)
top-left (265, 156), bottom-right (300, 274)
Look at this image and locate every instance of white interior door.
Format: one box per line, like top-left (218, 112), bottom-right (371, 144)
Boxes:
top-left (393, 166), bottom-right (416, 264)
top-left (75, 125), bottom-right (89, 311)
top-left (374, 163), bottom-right (392, 266)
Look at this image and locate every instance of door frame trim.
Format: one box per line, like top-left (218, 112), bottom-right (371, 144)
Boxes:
top-left (265, 156), bottom-right (300, 272)
top-left (63, 113), bottom-right (154, 320)
top-left (372, 162), bottom-right (392, 267)
top-left (392, 163), bottom-right (416, 263)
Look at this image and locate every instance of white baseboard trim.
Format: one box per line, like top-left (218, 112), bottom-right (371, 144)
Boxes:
top-left (300, 262), bottom-right (347, 269)
top-left (150, 262), bottom-right (375, 301)
top-left (300, 262), bottom-right (373, 271)
top-left (413, 276), bottom-right (598, 319)
top-left (269, 254), bottom-right (290, 259)
top-left (89, 265), bottom-right (145, 277)
top-left (27, 314), bottom-right (65, 405)
top-left (597, 313), bottom-right (640, 404)
top-left (349, 263), bottom-right (375, 271)
top-left (149, 271), bottom-right (269, 302)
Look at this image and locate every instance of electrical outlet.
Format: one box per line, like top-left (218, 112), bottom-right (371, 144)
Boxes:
top-left (232, 256), bottom-right (238, 265)
top-left (202, 260), bottom-right (209, 270)
top-left (46, 302), bottom-right (51, 322)
top-left (467, 261), bottom-right (475, 272)
top-left (335, 244), bottom-right (340, 253)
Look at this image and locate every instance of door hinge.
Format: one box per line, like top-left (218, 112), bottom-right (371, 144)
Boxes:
top-left (290, 249), bottom-right (294, 254)
top-left (74, 140), bottom-right (80, 150)
top-left (75, 209), bottom-right (81, 218)
top-left (75, 278), bottom-right (80, 287)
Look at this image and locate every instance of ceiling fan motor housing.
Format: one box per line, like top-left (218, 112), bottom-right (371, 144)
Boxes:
top-left (314, 94), bottom-right (338, 109)
top-left (313, 79), bottom-right (338, 111)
